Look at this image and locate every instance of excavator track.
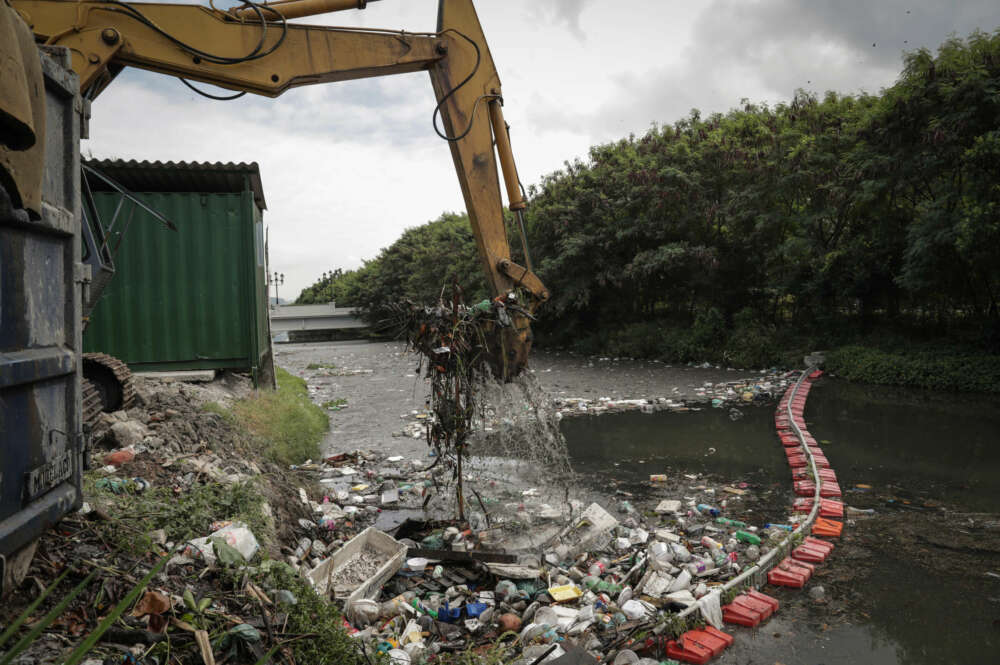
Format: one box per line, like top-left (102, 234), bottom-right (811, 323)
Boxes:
top-left (82, 352), bottom-right (136, 413)
top-left (81, 378), bottom-right (103, 430)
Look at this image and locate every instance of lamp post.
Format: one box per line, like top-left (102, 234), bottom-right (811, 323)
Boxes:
top-left (272, 271), bottom-right (284, 306)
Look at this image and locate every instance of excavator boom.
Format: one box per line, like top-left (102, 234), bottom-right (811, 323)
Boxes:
top-left (8, 0), bottom-right (547, 376)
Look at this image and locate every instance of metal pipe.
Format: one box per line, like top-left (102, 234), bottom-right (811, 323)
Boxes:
top-left (488, 98), bottom-right (525, 211)
top-left (233, 0), bottom-right (380, 21)
top-left (488, 99), bottom-right (533, 270)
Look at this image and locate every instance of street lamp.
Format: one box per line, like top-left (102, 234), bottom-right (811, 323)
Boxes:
top-left (272, 271), bottom-right (284, 306)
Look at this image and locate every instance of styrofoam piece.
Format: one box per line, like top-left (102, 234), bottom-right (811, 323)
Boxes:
top-left (307, 526), bottom-right (406, 620)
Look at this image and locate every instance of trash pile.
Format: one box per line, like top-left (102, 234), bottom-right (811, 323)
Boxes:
top-left (284, 447), bottom-right (822, 665)
top-left (550, 372), bottom-right (797, 418)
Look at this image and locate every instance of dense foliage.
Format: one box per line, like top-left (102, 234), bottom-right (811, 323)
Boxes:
top-left (300, 31), bottom-right (1000, 382)
top-left (525, 30), bottom-right (1000, 361)
top-left (826, 346), bottom-right (1000, 393)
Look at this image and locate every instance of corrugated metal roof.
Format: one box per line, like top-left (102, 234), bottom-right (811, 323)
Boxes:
top-left (84, 159), bottom-right (266, 210)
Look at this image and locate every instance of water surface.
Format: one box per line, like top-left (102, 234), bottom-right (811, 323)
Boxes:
top-left (560, 379), bottom-right (1000, 665)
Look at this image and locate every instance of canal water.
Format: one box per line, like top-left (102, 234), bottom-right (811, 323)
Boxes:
top-left (560, 378), bottom-right (1000, 665)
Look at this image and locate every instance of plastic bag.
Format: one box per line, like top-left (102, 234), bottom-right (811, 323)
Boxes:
top-left (184, 522), bottom-right (259, 564)
top-left (698, 590), bottom-right (723, 629)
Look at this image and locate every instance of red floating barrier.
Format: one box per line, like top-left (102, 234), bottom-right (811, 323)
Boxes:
top-left (792, 542), bottom-right (829, 563)
top-left (809, 369), bottom-right (824, 379)
top-left (722, 601), bottom-right (761, 627)
top-left (820, 499), bottom-right (844, 517)
top-left (787, 455), bottom-right (808, 468)
top-left (732, 593), bottom-right (775, 620)
top-left (794, 480), bottom-right (815, 496)
top-left (792, 468), bottom-right (837, 483)
top-left (805, 536), bottom-right (835, 555)
top-left (767, 557), bottom-right (812, 588)
top-left (666, 638), bottom-right (712, 664)
top-left (791, 498), bottom-right (844, 517)
top-left (819, 481), bottom-right (842, 498)
top-left (666, 628), bottom-right (734, 664)
top-left (780, 436), bottom-right (800, 447)
top-left (812, 517), bottom-right (843, 538)
top-left (746, 589), bottom-right (779, 614)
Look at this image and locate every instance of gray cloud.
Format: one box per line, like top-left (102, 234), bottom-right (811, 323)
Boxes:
top-left (529, 0), bottom-right (594, 41)
top-left (531, 0), bottom-right (999, 145)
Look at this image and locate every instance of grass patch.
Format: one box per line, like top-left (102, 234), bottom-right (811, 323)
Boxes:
top-left (321, 397), bottom-right (348, 411)
top-left (228, 367), bottom-right (329, 465)
top-left (85, 476), bottom-right (270, 553)
top-left (826, 345), bottom-right (1000, 393)
top-left (201, 401), bottom-right (236, 424)
top-left (306, 362), bottom-right (337, 370)
top-left (254, 562), bottom-right (369, 665)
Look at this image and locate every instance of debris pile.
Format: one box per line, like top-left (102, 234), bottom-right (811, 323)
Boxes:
top-left (283, 449), bottom-right (824, 664)
top-left (550, 371), bottom-right (797, 418)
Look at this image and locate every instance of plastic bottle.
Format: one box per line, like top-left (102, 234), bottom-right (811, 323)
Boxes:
top-left (696, 504), bottom-right (720, 517)
top-left (765, 523), bottom-right (794, 531)
top-left (684, 557), bottom-right (711, 575)
top-left (715, 517), bottom-right (746, 528)
top-left (734, 530), bottom-right (761, 545)
top-left (701, 536), bottom-right (727, 566)
top-left (409, 598), bottom-right (438, 620)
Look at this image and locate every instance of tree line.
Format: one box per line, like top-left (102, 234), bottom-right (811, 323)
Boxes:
top-left (297, 30), bottom-right (1000, 372)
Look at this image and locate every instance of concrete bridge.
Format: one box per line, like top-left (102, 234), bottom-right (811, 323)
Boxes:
top-left (269, 303), bottom-right (366, 334)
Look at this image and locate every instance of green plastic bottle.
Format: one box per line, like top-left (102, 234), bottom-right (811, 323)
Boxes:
top-left (715, 517), bottom-right (747, 528)
top-left (734, 530), bottom-right (761, 545)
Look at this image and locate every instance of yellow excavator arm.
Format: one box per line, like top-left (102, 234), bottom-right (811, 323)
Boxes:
top-left (9, 0), bottom-right (547, 376)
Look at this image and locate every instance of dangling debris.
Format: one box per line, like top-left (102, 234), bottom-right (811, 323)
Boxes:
top-left (392, 284), bottom-right (533, 519)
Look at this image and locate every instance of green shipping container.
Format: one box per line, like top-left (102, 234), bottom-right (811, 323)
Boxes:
top-left (82, 160), bottom-right (274, 387)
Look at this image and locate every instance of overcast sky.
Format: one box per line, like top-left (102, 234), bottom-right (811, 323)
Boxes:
top-left (85, 0), bottom-right (999, 298)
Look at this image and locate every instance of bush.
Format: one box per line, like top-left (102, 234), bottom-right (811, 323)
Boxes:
top-left (228, 367), bottom-right (329, 465)
top-left (256, 562), bottom-right (369, 665)
top-left (826, 345), bottom-right (1000, 393)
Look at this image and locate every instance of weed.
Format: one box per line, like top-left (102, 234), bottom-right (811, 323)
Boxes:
top-left (321, 397), bottom-right (348, 411)
top-left (85, 475), bottom-right (271, 551)
top-left (254, 561), bottom-right (369, 665)
top-left (201, 401), bottom-right (236, 424)
top-left (826, 345), bottom-right (1000, 393)
top-left (229, 367), bottom-right (329, 465)
top-left (306, 362), bottom-right (337, 370)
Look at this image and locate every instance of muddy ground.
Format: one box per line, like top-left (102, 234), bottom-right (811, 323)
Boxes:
top-left (277, 340), bottom-right (1000, 664)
